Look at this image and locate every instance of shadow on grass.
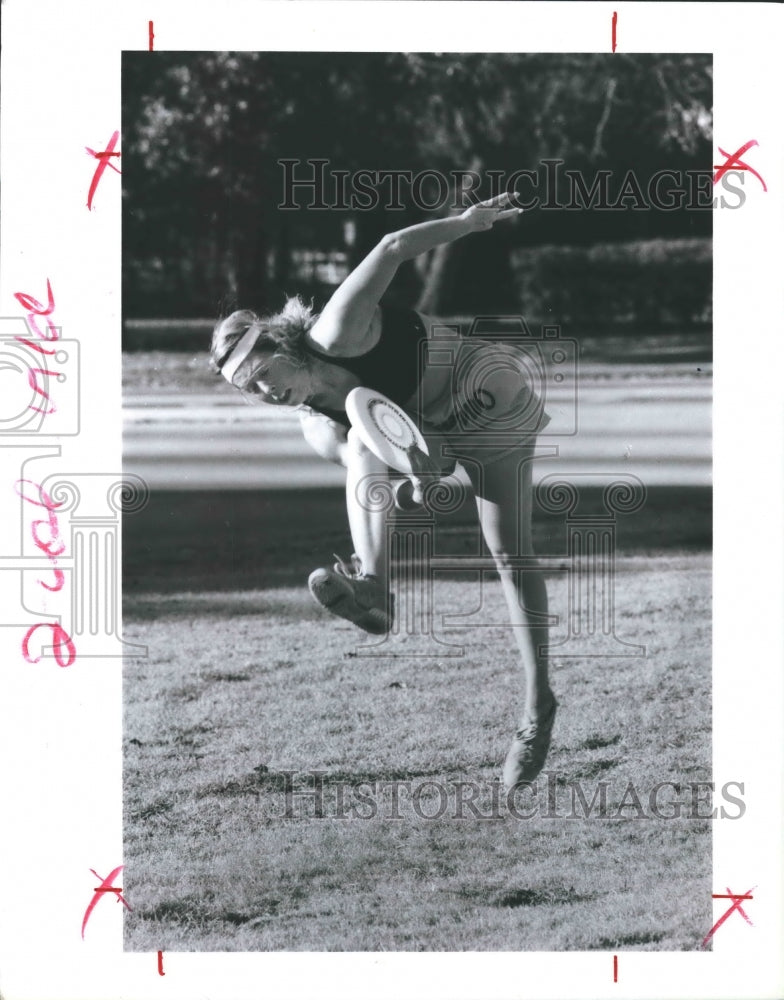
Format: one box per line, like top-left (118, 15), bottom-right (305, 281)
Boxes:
top-left (494, 887), bottom-right (596, 907)
top-left (596, 931), bottom-right (665, 948)
top-left (192, 764), bottom-right (505, 801)
top-left (124, 589), bottom-right (321, 623)
top-left (123, 487), bottom-right (711, 595)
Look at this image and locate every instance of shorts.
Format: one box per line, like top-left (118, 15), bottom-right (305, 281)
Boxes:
top-left (415, 340), bottom-right (551, 471)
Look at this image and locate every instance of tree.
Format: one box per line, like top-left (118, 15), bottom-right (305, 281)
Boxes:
top-left (122, 52), bottom-right (712, 317)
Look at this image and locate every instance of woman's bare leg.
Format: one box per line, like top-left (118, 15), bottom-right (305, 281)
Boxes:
top-left (465, 448), bottom-right (556, 784)
top-left (308, 427), bottom-right (392, 633)
top-left (344, 427), bottom-right (390, 581)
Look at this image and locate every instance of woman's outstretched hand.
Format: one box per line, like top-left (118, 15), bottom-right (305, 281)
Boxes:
top-left (461, 191), bottom-right (523, 232)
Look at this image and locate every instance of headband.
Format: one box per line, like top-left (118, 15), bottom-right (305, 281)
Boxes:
top-left (220, 323), bottom-right (263, 386)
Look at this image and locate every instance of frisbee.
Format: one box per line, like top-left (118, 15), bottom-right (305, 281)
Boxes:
top-left (345, 387), bottom-right (431, 476)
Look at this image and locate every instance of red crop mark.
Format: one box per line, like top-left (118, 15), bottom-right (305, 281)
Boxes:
top-left (713, 141), bottom-right (767, 192)
top-left (149, 20), bottom-right (154, 51)
top-left (86, 131), bottom-right (122, 210)
top-left (613, 954), bottom-right (618, 982)
top-left (81, 866), bottom-right (131, 939)
top-left (611, 12), bottom-right (618, 52)
top-left (157, 950), bottom-right (165, 976)
top-left (702, 887), bottom-right (755, 948)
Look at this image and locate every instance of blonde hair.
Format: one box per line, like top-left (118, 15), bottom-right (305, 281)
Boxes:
top-left (209, 296), bottom-right (318, 389)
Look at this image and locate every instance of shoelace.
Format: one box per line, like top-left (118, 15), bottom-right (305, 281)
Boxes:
top-left (515, 721), bottom-right (538, 741)
top-left (514, 701), bottom-right (557, 742)
top-left (332, 552), bottom-right (365, 580)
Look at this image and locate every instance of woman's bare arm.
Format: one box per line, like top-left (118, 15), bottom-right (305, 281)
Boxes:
top-left (310, 192), bottom-right (522, 354)
top-left (299, 410), bottom-right (350, 466)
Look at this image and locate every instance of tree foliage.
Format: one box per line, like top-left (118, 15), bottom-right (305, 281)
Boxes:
top-left (122, 52), bottom-right (712, 317)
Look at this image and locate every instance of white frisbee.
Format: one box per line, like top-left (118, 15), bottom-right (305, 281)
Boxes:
top-left (345, 387), bottom-right (430, 475)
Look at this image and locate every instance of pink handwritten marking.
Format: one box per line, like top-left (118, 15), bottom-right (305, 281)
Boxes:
top-left (613, 954), bottom-right (618, 981)
top-left (15, 479), bottom-right (75, 666)
top-left (157, 951), bottom-right (165, 976)
top-left (149, 21), bottom-right (155, 51)
top-left (82, 866), bottom-right (131, 938)
top-left (12, 281), bottom-right (61, 415)
top-left (27, 368), bottom-right (60, 416)
top-left (21, 623), bottom-right (75, 668)
top-left (612, 12), bottom-right (617, 52)
top-left (702, 887), bottom-right (755, 947)
top-left (86, 131), bottom-right (122, 210)
top-left (15, 337), bottom-right (56, 357)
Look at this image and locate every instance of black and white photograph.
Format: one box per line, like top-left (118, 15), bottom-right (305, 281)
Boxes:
top-left (3, 3), bottom-right (783, 998)
top-left (122, 50), bottom-right (715, 951)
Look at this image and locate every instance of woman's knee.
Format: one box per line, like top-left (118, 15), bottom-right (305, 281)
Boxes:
top-left (487, 546), bottom-right (519, 574)
top-left (346, 426), bottom-right (376, 461)
top-left (345, 427), bottom-right (383, 470)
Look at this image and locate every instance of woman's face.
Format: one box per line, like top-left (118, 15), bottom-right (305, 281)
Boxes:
top-left (235, 349), bottom-right (312, 406)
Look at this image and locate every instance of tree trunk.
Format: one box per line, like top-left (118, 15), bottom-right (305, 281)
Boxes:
top-left (236, 211), bottom-right (269, 313)
top-left (415, 155), bottom-right (483, 315)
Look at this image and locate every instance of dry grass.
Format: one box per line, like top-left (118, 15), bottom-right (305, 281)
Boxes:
top-left (123, 556), bottom-right (711, 952)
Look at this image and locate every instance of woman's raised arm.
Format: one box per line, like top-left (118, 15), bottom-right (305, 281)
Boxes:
top-left (310, 192), bottom-right (522, 353)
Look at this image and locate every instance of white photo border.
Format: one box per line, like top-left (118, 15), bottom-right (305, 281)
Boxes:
top-left (0, 2), bottom-right (782, 999)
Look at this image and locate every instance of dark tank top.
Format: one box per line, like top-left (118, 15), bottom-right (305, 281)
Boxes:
top-left (304, 302), bottom-right (426, 427)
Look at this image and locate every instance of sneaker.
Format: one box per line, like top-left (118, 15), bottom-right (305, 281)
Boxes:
top-left (502, 697), bottom-right (558, 791)
top-left (308, 553), bottom-right (393, 635)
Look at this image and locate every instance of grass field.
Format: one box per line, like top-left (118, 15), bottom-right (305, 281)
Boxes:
top-left (122, 337), bottom-right (712, 952)
top-left (123, 535), bottom-right (711, 952)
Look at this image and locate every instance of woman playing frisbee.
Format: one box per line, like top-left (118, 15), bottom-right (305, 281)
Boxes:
top-left (210, 192), bottom-right (557, 788)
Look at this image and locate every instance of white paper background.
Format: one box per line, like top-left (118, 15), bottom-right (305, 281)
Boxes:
top-left (0, 2), bottom-right (782, 998)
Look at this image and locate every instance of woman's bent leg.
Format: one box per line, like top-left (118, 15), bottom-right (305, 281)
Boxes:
top-left (308, 428), bottom-right (393, 633)
top-left (344, 427), bottom-right (390, 581)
